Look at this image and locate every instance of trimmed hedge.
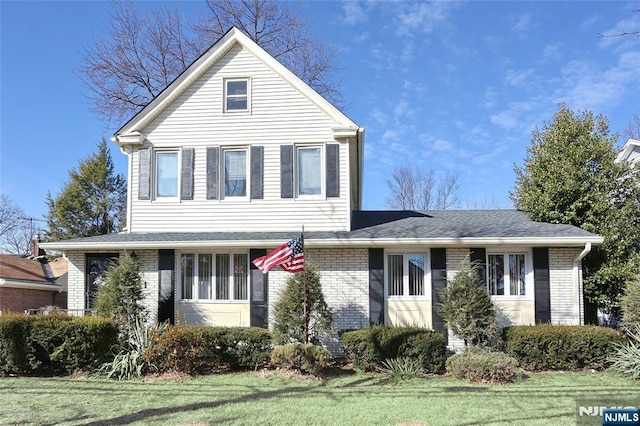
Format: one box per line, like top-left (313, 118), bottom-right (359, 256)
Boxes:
top-left (271, 344), bottom-right (331, 375)
top-left (143, 325), bottom-right (272, 374)
top-left (446, 351), bottom-right (520, 384)
top-left (0, 313), bottom-right (118, 376)
top-left (340, 326), bottom-right (446, 373)
top-left (503, 324), bottom-right (626, 371)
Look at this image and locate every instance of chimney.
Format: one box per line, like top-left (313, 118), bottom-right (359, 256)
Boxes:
top-left (30, 234), bottom-right (45, 257)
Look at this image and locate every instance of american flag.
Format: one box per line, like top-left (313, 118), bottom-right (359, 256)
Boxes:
top-left (252, 235), bottom-right (304, 273)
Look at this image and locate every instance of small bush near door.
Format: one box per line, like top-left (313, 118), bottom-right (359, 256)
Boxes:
top-left (340, 326), bottom-right (446, 373)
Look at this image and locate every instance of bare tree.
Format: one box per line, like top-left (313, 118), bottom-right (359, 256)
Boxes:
top-left (0, 195), bottom-right (34, 254)
top-left (623, 113), bottom-right (640, 140)
top-left (80, 0), bottom-right (341, 123)
top-left (386, 166), bottom-right (459, 210)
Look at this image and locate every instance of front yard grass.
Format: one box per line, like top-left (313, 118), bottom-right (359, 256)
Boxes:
top-left (1, 371), bottom-right (638, 425)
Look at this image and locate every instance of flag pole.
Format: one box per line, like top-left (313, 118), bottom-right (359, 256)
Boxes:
top-left (302, 225), bottom-right (308, 344)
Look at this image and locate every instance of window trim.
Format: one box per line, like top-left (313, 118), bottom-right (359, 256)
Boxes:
top-left (178, 251), bottom-right (249, 303)
top-left (223, 78), bottom-right (250, 113)
top-left (486, 249), bottom-right (533, 299)
top-left (154, 149), bottom-right (180, 200)
top-left (221, 147), bottom-right (249, 200)
top-left (384, 250), bottom-right (431, 300)
top-left (295, 144), bottom-right (324, 198)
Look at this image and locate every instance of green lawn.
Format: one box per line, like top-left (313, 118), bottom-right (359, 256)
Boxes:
top-left (1, 371), bottom-right (638, 425)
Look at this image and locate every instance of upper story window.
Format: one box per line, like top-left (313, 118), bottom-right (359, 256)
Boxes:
top-left (180, 252), bottom-right (249, 301)
top-left (487, 252), bottom-right (526, 296)
top-left (386, 252), bottom-right (428, 298)
top-left (224, 78), bottom-right (249, 112)
top-left (223, 149), bottom-right (248, 197)
top-left (155, 151), bottom-right (179, 198)
top-left (296, 146), bottom-right (322, 196)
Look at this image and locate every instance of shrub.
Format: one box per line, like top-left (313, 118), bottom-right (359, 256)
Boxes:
top-left (273, 265), bottom-right (333, 345)
top-left (0, 314), bottom-right (117, 376)
top-left (380, 357), bottom-right (423, 383)
top-left (446, 351), bottom-right (520, 384)
top-left (609, 323), bottom-right (640, 379)
top-left (98, 319), bottom-right (169, 380)
top-left (503, 324), bottom-right (626, 371)
top-left (340, 326), bottom-right (446, 373)
top-left (621, 273), bottom-right (640, 323)
top-left (143, 326), bottom-right (272, 375)
top-left (270, 344), bottom-right (331, 375)
top-left (439, 260), bottom-right (499, 348)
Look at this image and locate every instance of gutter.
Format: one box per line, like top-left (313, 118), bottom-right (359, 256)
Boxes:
top-left (40, 236), bottom-right (605, 251)
top-left (0, 278), bottom-right (65, 292)
top-left (573, 242), bottom-right (592, 325)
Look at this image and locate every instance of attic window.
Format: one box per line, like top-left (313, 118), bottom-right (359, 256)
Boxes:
top-left (224, 79), bottom-right (249, 112)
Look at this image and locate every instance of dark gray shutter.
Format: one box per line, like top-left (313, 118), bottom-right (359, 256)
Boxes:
top-left (280, 145), bottom-right (293, 198)
top-left (369, 248), bottom-right (385, 326)
top-left (326, 143), bottom-right (340, 198)
top-left (180, 148), bottom-right (194, 200)
top-left (431, 248), bottom-right (447, 333)
top-left (138, 147), bottom-right (151, 200)
top-left (470, 248), bottom-right (486, 284)
top-left (250, 146), bottom-right (264, 199)
top-left (158, 250), bottom-right (175, 324)
top-left (250, 249), bottom-right (268, 328)
top-left (206, 147), bottom-right (219, 200)
top-left (533, 247), bottom-right (551, 323)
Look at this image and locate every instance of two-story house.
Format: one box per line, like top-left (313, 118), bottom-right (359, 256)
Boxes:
top-left (41, 28), bottom-right (602, 342)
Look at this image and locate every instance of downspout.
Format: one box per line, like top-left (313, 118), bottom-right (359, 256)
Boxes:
top-left (119, 143), bottom-right (133, 234)
top-left (573, 243), bottom-right (592, 325)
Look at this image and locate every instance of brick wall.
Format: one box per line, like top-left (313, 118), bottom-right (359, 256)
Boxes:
top-left (0, 287), bottom-right (58, 313)
top-left (135, 250), bottom-right (159, 323)
top-left (267, 248), bottom-right (369, 353)
top-left (67, 251), bottom-right (85, 312)
top-left (549, 247), bottom-right (582, 325)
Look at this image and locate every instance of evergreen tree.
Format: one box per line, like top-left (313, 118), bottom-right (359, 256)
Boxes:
top-left (511, 104), bottom-right (640, 316)
top-left (95, 252), bottom-right (146, 335)
top-left (439, 261), bottom-right (499, 348)
top-left (273, 265), bottom-right (333, 345)
top-left (46, 139), bottom-right (126, 240)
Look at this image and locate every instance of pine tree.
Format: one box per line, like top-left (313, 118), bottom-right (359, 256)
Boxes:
top-left (273, 265), bottom-right (333, 345)
top-left (46, 139), bottom-right (126, 240)
top-left (439, 261), bottom-right (499, 348)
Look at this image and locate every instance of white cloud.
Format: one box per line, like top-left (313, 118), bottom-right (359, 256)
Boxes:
top-left (342, 1), bottom-right (368, 26)
top-left (556, 50), bottom-right (640, 111)
top-left (394, 1), bottom-right (458, 36)
top-left (481, 87), bottom-right (497, 110)
top-left (354, 31), bottom-right (370, 43)
top-left (505, 68), bottom-right (536, 88)
top-left (542, 43), bottom-right (562, 61)
top-left (513, 13), bottom-right (533, 34)
top-left (490, 101), bottom-right (538, 130)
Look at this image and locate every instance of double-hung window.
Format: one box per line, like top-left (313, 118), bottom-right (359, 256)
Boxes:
top-left (155, 151), bottom-right (178, 198)
top-left (487, 253), bottom-right (526, 296)
top-left (386, 253), bottom-right (427, 297)
top-left (224, 79), bottom-right (249, 112)
top-left (223, 149), bottom-right (248, 198)
top-left (180, 252), bottom-right (249, 301)
top-left (296, 146), bottom-right (322, 196)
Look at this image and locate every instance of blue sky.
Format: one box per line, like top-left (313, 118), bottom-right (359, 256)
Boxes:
top-left (1, 1), bottom-right (639, 230)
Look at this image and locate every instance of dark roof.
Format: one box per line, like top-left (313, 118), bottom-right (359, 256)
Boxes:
top-left (40, 210), bottom-right (601, 249)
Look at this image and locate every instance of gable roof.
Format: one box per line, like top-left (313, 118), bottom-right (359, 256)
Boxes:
top-left (0, 254), bottom-right (65, 291)
top-left (616, 138), bottom-right (640, 164)
top-left (113, 27), bottom-right (361, 145)
top-left (40, 210), bottom-right (602, 250)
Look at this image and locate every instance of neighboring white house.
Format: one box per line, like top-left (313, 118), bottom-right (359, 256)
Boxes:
top-left (41, 28), bottom-right (603, 342)
top-left (616, 138), bottom-right (640, 166)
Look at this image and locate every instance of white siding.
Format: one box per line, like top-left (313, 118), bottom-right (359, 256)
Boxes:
top-left (128, 45), bottom-right (353, 233)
